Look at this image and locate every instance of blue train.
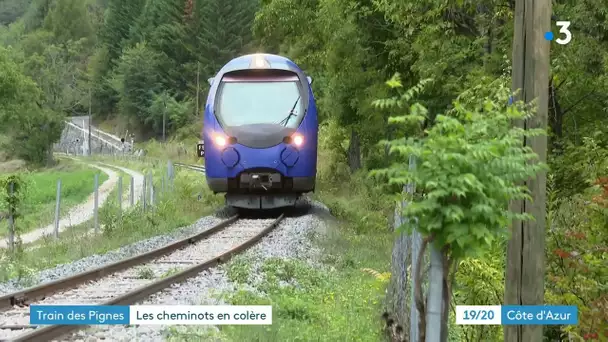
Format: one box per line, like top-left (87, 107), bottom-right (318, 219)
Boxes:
top-left (200, 54), bottom-right (318, 209)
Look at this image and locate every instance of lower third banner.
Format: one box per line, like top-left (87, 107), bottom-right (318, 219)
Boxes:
top-left (30, 305), bottom-right (273, 325)
top-left (455, 305), bottom-right (578, 325)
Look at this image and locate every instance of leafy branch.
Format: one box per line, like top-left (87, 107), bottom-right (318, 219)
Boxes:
top-left (371, 75), bottom-right (547, 339)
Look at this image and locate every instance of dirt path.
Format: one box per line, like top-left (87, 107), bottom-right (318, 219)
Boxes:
top-left (99, 163), bottom-right (145, 209)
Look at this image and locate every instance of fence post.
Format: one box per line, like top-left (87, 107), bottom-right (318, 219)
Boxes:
top-left (117, 176), bottom-right (122, 212)
top-left (167, 160), bottom-right (174, 190)
top-left (406, 155), bottom-right (422, 341)
top-left (142, 173), bottom-right (147, 211)
top-left (161, 174), bottom-right (165, 194)
top-left (8, 181), bottom-right (15, 252)
top-left (426, 245), bottom-right (445, 341)
top-left (94, 173), bottom-right (99, 233)
top-left (54, 179), bottom-right (61, 239)
top-left (149, 171), bottom-right (154, 206)
top-left (401, 154), bottom-right (445, 342)
top-left (130, 175), bottom-right (134, 206)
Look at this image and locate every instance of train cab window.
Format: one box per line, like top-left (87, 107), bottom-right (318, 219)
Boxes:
top-left (216, 74), bottom-right (304, 129)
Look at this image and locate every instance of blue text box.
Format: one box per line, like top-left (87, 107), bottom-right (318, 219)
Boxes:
top-left (30, 305), bottom-right (130, 325)
top-left (501, 305), bottom-right (578, 325)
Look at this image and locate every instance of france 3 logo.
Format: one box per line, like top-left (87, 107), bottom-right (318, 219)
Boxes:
top-left (545, 21), bottom-right (572, 45)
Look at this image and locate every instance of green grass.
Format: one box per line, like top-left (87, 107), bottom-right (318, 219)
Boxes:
top-left (135, 139), bottom-right (200, 164)
top-left (219, 233), bottom-right (390, 342)
top-left (0, 158), bottom-right (223, 284)
top-left (165, 149), bottom-right (394, 342)
top-left (0, 159), bottom-right (109, 237)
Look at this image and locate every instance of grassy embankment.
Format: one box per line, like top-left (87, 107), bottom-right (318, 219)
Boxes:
top-left (0, 152), bottom-right (222, 285)
top-left (165, 146), bottom-right (394, 341)
top-left (0, 159), bottom-right (109, 238)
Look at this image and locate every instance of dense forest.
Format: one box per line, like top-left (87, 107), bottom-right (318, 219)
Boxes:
top-left (0, 0), bottom-right (258, 163)
top-left (0, 0), bottom-right (606, 340)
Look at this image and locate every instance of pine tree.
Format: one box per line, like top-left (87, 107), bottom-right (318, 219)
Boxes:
top-left (91, 0), bottom-right (144, 116)
top-left (130, 0), bottom-right (193, 97)
top-left (113, 42), bottom-right (164, 130)
top-left (194, 0), bottom-right (259, 77)
top-left (101, 0), bottom-right (145, 65)
top-left (21, 0), bottom-right (53, 33)
top-left (43, 0), bottom-right (94, 44)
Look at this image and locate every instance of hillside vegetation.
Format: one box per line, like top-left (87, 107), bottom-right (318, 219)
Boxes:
top-left (0, 0), bottom-right (606, 340)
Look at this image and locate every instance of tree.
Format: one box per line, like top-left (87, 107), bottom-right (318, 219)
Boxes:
top-left (110, 42), bottom-right (165, 133)
top-left (100, 0), bottom-right (145, 65)
top-left (373, 75), bottom-right (546, 341)
top-left (0, 0), bottom-right (33, 26)
top-left (90, 0), bottom-right (145, 116)
top-left (254, 0), bottom-right (395, 171)
top-left (21, 0), bottom-right (53, 34)
top-left (129, 0), bottom-right (192, 95)
top-left (148, 91), bottom-right (194, 136)
top-left (21, 37), bottom-right (90, 113)
top-left (196, 0), bottom-right (259, 76)
top-left (0, 47), bottom-right (64, 164)
top-left (43, 0), bottom-right (94, 45)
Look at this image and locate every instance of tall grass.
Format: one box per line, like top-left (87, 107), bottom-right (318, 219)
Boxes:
top-left (135, 140), bottom-right (200, 164)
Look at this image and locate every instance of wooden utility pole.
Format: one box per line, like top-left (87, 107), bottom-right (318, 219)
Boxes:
top-left (505, 0), bottom-right (551, 341)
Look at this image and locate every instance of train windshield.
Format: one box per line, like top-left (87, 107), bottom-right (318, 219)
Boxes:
top-left (217, 75), bottom-right (303, 129)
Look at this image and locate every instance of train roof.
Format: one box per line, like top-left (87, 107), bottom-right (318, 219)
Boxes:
top-left (218, 54), bottom-right (304, 75)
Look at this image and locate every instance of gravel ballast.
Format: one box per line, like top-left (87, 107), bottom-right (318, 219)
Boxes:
top-left (0, 218), bottom-right (277, 341)
top-left (0, 215), bottom-right (226, 296)
top-left (68, 200), bottom-right (330, 342)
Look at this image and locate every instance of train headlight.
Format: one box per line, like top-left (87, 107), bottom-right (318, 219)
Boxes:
top-left (212, 134), bottom-right (237, 147)
top-left (293, 134), bottom-right (304, 147)
top-left (255, 57), bottom-right (266, 68)
top-left (250, 54), bottom-right (271, 69)
top-left (214, 135), bottom-right (227, 147)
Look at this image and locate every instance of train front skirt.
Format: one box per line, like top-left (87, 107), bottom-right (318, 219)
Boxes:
top-left (225, 193), bottom-right (298, 209)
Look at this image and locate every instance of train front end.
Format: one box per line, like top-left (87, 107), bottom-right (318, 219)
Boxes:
top-left (202, 54), bottom-right (318, 209)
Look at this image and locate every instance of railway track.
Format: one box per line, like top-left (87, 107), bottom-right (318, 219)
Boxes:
top-left (173, 162), bottom-right (205, 173)
top-left (0, 213), bottom-right (284, 341)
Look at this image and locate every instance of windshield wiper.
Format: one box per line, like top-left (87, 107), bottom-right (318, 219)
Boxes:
top-left (277, 96), bottom-right (301, 126)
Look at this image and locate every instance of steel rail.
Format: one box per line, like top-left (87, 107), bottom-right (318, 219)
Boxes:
top-left (10, 213), bottom-right (285, 342)
top-left (0, 325), bottom-right (37, 331)
top-left (173, 162), bottom-right (206, 172)
top-left (0, 215), bottom-right (239, 312)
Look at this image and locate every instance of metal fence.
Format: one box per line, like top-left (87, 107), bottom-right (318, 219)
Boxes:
top-left (384, 156), bottom-right (446, 342)
top-left (54, 120), bottom-right (128, 156)
top-left (53, 121), bottom-right (197, 161)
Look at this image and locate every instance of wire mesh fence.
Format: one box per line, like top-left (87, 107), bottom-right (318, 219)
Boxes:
top-left (384, 155), bottom-right (449, 341)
